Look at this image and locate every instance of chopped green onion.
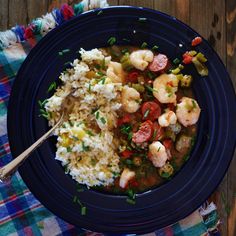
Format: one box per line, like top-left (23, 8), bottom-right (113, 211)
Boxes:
top-left (126, 198), bottom-right (136, 205)
top-left (152, 45), bottom-right (159, 51)
top-left (128, 132), bottom-right (133, 141)
top-left (68, 120), bottom-right (73, 126)
top-left (127, 189), bottom-right (135, 199)
top-left (73, 196), bottom-right (78, 203)
top-left (101, 58), bottom-right (106, 70)
top-left (152, 129), bottom-right (157, 140)
top-left (88, 83), bottom-right (91, 92)
top-left (82, 141), bottom-right (90, 151)
top-left (97, 10), bottom-right (103, 15)
top-left (67, 147), bottom-right (72, 152)
top-left (62, 49), bottom-right (70, 54)
top-left (157, 147), bottom-right (161, 152)
top-left (173, 58), bottom-right (180, 65)
top-left (138, 17), bottom-right (147, 22)
top-left (107, 37), bottom-right (116, 46)
top-left (121, 48), bottom-right (129, 54)
top-left (47, 82), bottom-right (57, 93)
top-left (100, 77), bottom-right (106, 84)
top-left (145, 85), bottom-right (158, 93)
top-left (95, 111), bottom-right (100, 119)
top-left (123, 38), bottom-right (130, 43)
top-left (72, 136), bottom-right (79, 141)
top-left (96, 71), bottom-right (105, 76)
top-left (81, 206), bottom-right (87, 215)
top-left (141, 42), bottom-right (148, 49)
top-left (126, 159), bottom-right (133, 165)
top-left (143, 109), bottom-right (150, 119)
top-left (100, 117), bottom-right (106, 124)
top-left (85, 130), bottom-right (94, 136)
top-left (192, 100), bottom-right (197, 108)
top-left (147, 71), bottom-right (156, 80)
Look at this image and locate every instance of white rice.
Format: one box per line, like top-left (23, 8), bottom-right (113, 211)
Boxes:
top-left (45, 48), bottom-right (123, 187)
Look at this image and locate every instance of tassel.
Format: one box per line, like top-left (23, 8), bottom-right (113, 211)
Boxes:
top-left (0, 30), bottom-right (17, 49)
top-left (61, 4), bottom-right (74, 20)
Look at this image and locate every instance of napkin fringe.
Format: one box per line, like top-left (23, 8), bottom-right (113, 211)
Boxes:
top-left (0, 0), bottom-right (109, 50)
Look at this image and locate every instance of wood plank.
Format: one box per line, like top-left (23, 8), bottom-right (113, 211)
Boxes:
top-left (119, 0), bottom-right (154, 8)
top-left (8, 0), bottom-right (28, 28)
top-left (27, 0), bottom-right (48, 23)
top-left (108, 0), bottom-right (118, 6)
top-left (189, 1), bottom-right (227, 235)
top-left (226, 0), bottom-right (236, 235)
top-left (189, 0), bottom-right (226, 62)
top-left (0, 0), bottom-right (9, 30)
top-left (154, 0), bottom-right (189, 23)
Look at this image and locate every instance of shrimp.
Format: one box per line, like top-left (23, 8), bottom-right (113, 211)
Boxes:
top-left (158, 111), bottom-right (177, 127)
top-left (130, 50), bottom-right (154, 71)
top-left (106, 61), bottom-right (125, 83)
top-left (121, 86), bottom-right (141, 113)
top-left (153, 73), bottom-right (179, 104)
top-left (148, 141), bottom-right (168, 168)
top-left (119, 168), bottom-right (135, 188)
top-left (176, 97), bottom-right (201, 127)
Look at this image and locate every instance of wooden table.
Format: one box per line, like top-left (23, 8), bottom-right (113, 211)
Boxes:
top-left (0, 0), bottom-right (235, 235)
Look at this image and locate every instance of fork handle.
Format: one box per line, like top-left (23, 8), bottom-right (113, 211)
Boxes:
top-left (0, 118), bottom-right (62, 182)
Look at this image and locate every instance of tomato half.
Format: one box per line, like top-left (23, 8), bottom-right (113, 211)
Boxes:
top-left (141, 101), bottom-right (161, 121)
top-left (132, 120), bottom-right (153, 143)
top-left (126, 71), bottom-right (139, 83)
top-left (120, 150), bottom-right (134, 159)
top-left (117, 114), bottom-right (132, 126)
top-left (163, 139), bottom-right (173, 149)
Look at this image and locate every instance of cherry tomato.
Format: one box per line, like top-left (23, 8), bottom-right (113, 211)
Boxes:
top-left (141, 101), bottom-right (161, 121)
top-left (117, 114), bottom-right (132, 126)
top-left (182, 52), bottom-right (193, 64)
top-left (163, 139), bottom-right (173, 149)
top-left (120, 150), bottom-right (134, 159)
top-left (152, 122), bottom-right (164, 141)
top-left (191, 36), bottom-right (202, 46)
top-left (126, 71), bottom-right (139, 83)
top-left (132, 120), bottom-right (153, 144)
top-left (148, 54), bottom-right (169, 72)
top-left (130, 179), bottom-right (139, 188)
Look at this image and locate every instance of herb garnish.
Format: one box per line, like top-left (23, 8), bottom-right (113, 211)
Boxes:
top-left (97, 10), bottom-right (103, 15)
top-left (107, 37), bottom-right (116, 46)
top-left (47, 82), bottom-right (57, 93)
top-left (152, 45), bottom-right (159, 51)
top-left (138, 17), bottom-right (147, 22)
top-left (73, 196), bottom-right (87, 215)
top-left (100, 117), bottom-right (106, 124)
top-left (143, 109), bottom-right (150, 119)
top-left (141, 42), bottom-right (148, 49)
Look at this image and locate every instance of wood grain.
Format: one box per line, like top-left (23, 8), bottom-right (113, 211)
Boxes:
top-left (154, 0), bottom-right (189, 23)
top-left (108, 0), bottom-right (119, 5)
top-left (26, 0), bottom-right (48, 22)
top-left (190, 1), bottom-right (228, 235)
top-left (226, 0), bottom-right (236, 235)
top-left (8, 0), bottom-right (28, 27)
top-left (0, 0), bottom-right (8, 30)
top-left (119, 0), bottom-right (154, 8)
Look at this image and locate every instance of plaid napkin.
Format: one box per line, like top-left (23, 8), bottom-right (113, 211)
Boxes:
top-left (0, 1), bottom-right (220, 235)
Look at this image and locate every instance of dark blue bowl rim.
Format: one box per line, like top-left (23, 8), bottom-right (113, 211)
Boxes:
top-left (7, 6), bottom-right (236, 234)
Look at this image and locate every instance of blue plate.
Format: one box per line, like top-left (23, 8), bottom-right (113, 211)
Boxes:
top-left (7, 6), bottom-right (236, 234)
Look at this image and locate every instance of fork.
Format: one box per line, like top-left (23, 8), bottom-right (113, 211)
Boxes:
top-left (0, 89), bottom-right (75, 182)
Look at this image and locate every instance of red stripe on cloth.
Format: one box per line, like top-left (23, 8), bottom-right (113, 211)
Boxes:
top-left (3, 143), bottom-right (10, 153)
top-left (0, 202), bottom-right (42, 224)
top-left (164, 226), bottom-right (174, 236)
top-left (27, 36), bottom-right (37, 48)
top-left (0, 76), bottom-right (9, 84)
top-left (0, 189), bottom-right (30, 205)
